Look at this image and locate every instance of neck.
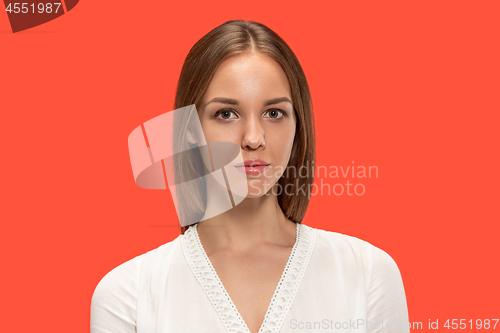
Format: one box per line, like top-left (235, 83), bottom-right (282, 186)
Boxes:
top-left (196, 192), bottom-right (297, 253)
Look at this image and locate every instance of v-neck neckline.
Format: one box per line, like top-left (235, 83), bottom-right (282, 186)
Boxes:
top-left (181, 222), bottom-right (317, 333)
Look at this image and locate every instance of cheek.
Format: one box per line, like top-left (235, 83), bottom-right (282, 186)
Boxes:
top-left (200, 122), bottom-right (234, 142)
top-left (270, 125), bottom-right (296, 165)
top-left (206, 129), bottom-right (240, 145)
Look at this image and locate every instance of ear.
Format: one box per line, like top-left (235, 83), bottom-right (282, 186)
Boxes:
top-left (187, 128), bottom-right (197, 145)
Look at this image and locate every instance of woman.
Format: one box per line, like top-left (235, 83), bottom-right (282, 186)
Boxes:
top-left (91, 20), bottom-right (409, 333)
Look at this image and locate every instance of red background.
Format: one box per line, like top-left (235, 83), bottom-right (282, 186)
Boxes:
top-left (1, 1), bottom-right (499, 332)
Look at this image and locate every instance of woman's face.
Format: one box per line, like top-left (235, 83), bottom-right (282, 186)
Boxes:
top-left (197, 51), bottom-right (296, 198)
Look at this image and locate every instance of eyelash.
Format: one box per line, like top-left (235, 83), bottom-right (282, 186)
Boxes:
top-left (212, 108), bottom-right (288, 121)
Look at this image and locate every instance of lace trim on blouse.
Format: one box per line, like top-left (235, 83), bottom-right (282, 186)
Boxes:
top-left (181, 223), bottom-right (317, 333)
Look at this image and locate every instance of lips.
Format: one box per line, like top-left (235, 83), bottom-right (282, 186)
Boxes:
top-left (235, 159), bottom-right (270, 175)
top-left (235, 159), bottom-right (270, 168)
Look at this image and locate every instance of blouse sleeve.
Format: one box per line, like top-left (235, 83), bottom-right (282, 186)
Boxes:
top-left (366, 246), bottom-right (410, 333)
top-left (90, 256), bottom-right (141, 333)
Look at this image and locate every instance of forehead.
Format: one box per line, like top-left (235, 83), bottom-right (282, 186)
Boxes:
top-left (202, 52), bottom-right (292, 104)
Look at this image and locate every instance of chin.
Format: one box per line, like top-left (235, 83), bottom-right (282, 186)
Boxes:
top-left (243, 179), bottom-right (277, 198)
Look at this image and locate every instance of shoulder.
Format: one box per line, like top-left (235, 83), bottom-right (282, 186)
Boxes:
top-left (303, 226), bottom-right (409, 327)
top-left (90, 237), bottom-right (181, 332)
top-left (312, 227), bottom-right (402, 281)
top-left (90, 250), bottom-right (145, 332)
top-left (91, 252), bottom-right (143, 307)
top-left (92, 237), bottom-right (180, 299)
top-left (314, 227), bottom-right (375, 260)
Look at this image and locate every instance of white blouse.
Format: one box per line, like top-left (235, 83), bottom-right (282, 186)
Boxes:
top-left (90, 223), bottom-right (409, 333)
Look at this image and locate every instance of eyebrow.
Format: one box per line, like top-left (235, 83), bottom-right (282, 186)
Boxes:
top-left (205, 97), bottom-right (292, 107)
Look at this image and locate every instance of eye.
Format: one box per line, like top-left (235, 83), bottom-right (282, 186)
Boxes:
top-left (213, 109), bottom-right (238, 121)
top-left (264, 108), bottom-right (286, 119)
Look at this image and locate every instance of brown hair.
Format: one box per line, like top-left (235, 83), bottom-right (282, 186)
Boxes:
top-left (173, 20), bottom-right (315, 234)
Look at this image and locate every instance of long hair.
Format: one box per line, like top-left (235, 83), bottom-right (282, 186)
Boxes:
top-left (173, 20), bottom-right (315, 234)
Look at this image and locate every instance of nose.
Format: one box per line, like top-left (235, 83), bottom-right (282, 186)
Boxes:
top-left (241, 115), bottom-right (265, 150)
